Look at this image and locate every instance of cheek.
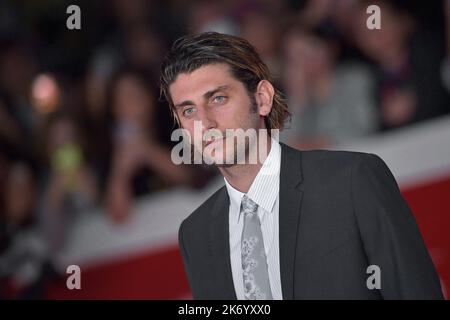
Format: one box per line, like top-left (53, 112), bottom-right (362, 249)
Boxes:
top-left (221, 98), bottom-right (252, 123)
top-left (228, 107), bottom-right (257, 131)
top-left (178, 122), bottom-right (196, 142)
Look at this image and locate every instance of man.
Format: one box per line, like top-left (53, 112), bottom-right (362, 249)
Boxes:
top-left (160, 32), bottom-right (444, 300)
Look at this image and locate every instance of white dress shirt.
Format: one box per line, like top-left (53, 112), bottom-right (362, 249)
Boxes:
top-left (224, 138), bottom-right (283, 300)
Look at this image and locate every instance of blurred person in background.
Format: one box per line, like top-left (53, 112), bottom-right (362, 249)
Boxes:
top-left (295, 0), bottom-right (362, 62)
top-left (0, 98), bottom-right (23, 159)
top-left (280, 25), bottom-right (378, 149)
top-left (0, 39), bottom-right (40, 164)
top-left (125, 24), bottom-right (166, 76)
top-left (352, 0), bottom-right (450, 130)
top-left (441, 0), bottom-right (450, 93)
top-left (105, 69), bottom-right (195, 223)
top-left (40, 114), bottom-right (98, 253)
top-left (238, 6), bottom-right (283, 78)
top-left (89, 0), bottom-right (173, 79)
top-left (0, 162), bottom-right (55, 299)
top-left (187, 0), bottom-right (238, 35)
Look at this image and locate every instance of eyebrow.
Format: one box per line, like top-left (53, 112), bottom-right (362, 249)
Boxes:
top-left (174, 85), bottom-right (229, 109)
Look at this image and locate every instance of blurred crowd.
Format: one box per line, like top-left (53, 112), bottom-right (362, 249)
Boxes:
top-left (0, 0), bottom-right (449, 298)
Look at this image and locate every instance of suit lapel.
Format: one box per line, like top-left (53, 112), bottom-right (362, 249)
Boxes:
top-left (279, 143), bottom-right (304, 300)
top-left (208, 187), bottom-right (237, 299)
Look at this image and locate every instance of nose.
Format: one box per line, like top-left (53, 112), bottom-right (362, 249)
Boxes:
top-left (197, 107), bottom-right (217, 135)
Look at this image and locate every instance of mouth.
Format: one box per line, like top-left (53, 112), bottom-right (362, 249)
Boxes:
top-left (204, 137), bottom-right (224, 148)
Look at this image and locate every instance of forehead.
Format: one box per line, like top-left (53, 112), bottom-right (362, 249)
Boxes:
top-left (169, 63), bottom-right (241, 103)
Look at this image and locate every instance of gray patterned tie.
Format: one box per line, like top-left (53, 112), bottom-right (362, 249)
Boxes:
top-left (241, 194), bottom-right (273, 300)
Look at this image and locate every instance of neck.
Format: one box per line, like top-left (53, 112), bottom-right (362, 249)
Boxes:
top-left (219, 135), bottom-right (272, 193)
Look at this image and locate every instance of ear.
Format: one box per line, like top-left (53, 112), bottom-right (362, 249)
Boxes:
top-left (255, 80), bottom-right (275, 117)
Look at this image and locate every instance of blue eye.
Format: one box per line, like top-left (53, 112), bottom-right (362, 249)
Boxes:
top-left (213, 96), bottom-right (227, 104)
top-left (183, 107), bottom-right (195, 118)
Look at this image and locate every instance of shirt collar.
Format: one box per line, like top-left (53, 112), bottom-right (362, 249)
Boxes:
top-left (224, 138), bottom-right (281, 222)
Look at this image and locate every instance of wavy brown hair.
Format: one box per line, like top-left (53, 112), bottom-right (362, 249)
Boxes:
top-left (160, 32), bottom-right (290, 132)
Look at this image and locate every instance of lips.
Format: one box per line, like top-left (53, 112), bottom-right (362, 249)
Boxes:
top-left (205, 137), bottom-right (223, 148)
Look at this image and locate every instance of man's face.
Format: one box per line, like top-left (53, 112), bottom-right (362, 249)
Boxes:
top-left (169, 63), bottom-right (264, 166)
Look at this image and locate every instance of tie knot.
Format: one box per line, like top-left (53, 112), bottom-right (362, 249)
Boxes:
top-left (241, 195), bottom-right (258, 216)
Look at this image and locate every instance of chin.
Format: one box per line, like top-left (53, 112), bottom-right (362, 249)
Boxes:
top-left (214, 162), bottom-right (235, 168)
top-left (205, 148), bottom-right (235, 166)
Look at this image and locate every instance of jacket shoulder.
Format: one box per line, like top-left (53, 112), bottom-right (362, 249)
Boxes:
top-left (180, 185), bottom-right (227, 231)
top-left (301, 148), bottom-right (378, 162)
top-left (287, 145), bottom-right (389, 184)
top-left (299, 148), bottom-right (386, 171)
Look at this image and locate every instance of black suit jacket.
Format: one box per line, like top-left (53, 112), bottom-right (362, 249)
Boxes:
top-left (178, 143), bottom-right (444, 299)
